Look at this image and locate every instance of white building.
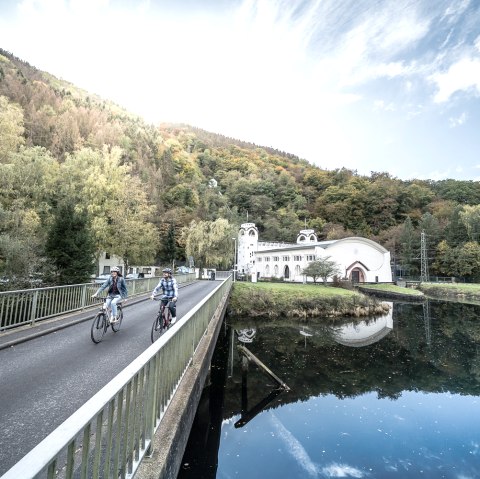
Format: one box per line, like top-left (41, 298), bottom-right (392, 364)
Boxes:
top-left (236, 222), bottom-right (392, 283)
top-left (96, 252), bottom-right (157, 278)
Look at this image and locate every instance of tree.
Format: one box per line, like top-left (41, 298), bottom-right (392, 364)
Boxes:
top-left (453, 242), bottom-right (480, 280)
top-left (45, 201), bottom-right (96, 284)
top-left (459, 205), bottom-right (480, 242)
top-left (445, 205), bottom-right (469, 247)
top-left (302, 256), bottom-right (341, 285)
top-left (60, 146), bottom-right (160, 270)
top-left (398, 217), bottom-right (418, 276)
top-left (182, 219), bottom-right (236, 277)
top-left (0, 95), bottom-right (24, 162)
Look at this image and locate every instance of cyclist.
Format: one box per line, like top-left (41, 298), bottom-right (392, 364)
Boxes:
top-left (92, 266), bottom-right (128, 323)
top-left (150, 267), bottom-right (178, 324)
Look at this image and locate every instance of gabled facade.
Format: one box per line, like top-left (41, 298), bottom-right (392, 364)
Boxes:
top-left (236, 223), bottom-right (392, 283)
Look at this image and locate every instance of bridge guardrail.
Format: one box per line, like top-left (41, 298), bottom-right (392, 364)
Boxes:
top-left (0, 274), bottom-right (197, 332)
top-left (2, 275), bottom-right (232, 479)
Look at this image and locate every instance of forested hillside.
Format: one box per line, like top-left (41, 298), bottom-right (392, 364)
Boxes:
top-left (1, 48), bottom-right (480, 286)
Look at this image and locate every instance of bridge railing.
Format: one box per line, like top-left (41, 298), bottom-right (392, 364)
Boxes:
top-left (2, 275), bottom-right (232, 479)
top-left (0, 274), bottom-right (196, 332)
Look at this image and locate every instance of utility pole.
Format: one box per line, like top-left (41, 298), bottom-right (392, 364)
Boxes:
top-left (420, 230), bottom-right (429, 282)
top-left (232, 237), bottom-right (237, 282)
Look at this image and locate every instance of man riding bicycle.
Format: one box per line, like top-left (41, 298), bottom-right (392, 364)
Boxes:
top-left (150, 267), bottom-right (178, 324)
top-left (92, 266), bottom-right (128, 323)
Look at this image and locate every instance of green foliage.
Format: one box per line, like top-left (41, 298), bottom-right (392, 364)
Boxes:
top-left (182, 219), bottom-right (236, 275)
top-left (302, 256), bottom-right (342, 285)
top-left (45, 201), bottom-right (96, 284)
top-left (2, 48), bottom-right (480, 285)
top-left (0, 95), bottom-right (24, 161)
top-left (398, 217), bottom-right (418, 276)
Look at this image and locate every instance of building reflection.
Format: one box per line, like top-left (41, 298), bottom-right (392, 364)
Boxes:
top-left (332, 303), bottom-right (393, 347)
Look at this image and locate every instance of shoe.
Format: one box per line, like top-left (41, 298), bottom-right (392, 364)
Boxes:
top-left (171, 317), bottom-right (177, 325)
top-left (110, 316), bottom-right (118, 323)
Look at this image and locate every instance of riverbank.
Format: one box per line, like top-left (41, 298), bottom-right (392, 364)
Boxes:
top-left (418, 282), bottom-right (480, 302)
top-left (358, 283), bottom-right (425, 301)
top-left (228, 282), bottom-right (390, 319)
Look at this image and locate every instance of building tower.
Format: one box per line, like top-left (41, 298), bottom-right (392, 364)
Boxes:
top-left (237, 223), bottom-right (258, 275)
top-left (296, 229), bottom-right (318, 244)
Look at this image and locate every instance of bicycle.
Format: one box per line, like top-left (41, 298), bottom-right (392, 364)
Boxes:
top-left (91, 297), bottom-right (124, 344)
top-left (151, 297), bottom-right (174, 343)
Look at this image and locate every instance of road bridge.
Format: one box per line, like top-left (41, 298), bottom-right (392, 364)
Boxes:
top-left (0, 278), bottom-right (232, 478)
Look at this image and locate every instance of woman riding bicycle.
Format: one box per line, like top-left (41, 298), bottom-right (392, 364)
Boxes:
top-left (92, 266), bottom-right (128, 323)
top-left (150, 268), bottom-right (178, 324)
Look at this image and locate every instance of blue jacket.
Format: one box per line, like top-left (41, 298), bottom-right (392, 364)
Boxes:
top-left (96, 276), bottom-right (128, 299)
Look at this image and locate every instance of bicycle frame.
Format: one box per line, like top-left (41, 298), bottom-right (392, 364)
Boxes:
top-left (151, 297), bottom-right (172, 342)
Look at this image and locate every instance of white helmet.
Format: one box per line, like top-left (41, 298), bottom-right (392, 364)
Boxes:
top-left (111, 267), bottom-right (120, 273)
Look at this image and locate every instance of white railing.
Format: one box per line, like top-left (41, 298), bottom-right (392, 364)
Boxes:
top-left (0, 274), bottom-right (196, 332)
top-left (2, 276), bottom-right (232, 479)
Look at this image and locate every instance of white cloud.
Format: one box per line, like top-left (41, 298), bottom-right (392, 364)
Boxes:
top-left (373, 100), bottom-right (396, 111)
top-left (449, 112), bottom-right (467, 127)
top-left (431, 57), bottom-right (480, 103)
top-left (1, 0), bottom-right (480, 180)
top-left (322, 462), bottom-right (365, 478)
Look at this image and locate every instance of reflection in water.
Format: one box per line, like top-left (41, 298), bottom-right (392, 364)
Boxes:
top-left (180, 300), bottom-right (480, 479)
top-left (333, 302), bottom-right (393, 347)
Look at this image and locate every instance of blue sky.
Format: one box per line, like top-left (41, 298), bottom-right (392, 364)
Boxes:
top-left (1, 0), bottom-right (480, 181)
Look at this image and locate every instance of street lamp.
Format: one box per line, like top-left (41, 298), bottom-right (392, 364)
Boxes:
top-left (232, 237), bottom-right (237, 282)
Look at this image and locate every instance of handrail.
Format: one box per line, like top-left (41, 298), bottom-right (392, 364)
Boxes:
top-left (1, 275), bottom-right (232, 479)
top-left (0, 274), bottom-right (196, 332)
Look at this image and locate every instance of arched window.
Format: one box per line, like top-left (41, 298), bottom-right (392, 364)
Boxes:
top-left (284, 265), bottom-right (290, 279)
top-left (309, 235), bottom-right (316, 241)
top-left (295, 265), bottom-right (301, 276)
top-left (265, 265), bottom-right (270, 276)
top-left (299, 235), bottom-right (306, 242)
top-left (274, 265), bottom-right (279, 276)
top-left (249, 229), bottom-right (255, 236)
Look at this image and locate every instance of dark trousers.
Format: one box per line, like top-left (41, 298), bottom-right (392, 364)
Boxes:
top-left (162, 298), bottom-right (176, 318)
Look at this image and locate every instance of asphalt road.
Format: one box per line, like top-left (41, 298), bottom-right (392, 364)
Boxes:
top-left (0, 280), bottom-right (220, 475)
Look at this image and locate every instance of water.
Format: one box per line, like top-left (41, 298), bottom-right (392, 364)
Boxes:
top-left (179, 300), bottom-right (480, 478)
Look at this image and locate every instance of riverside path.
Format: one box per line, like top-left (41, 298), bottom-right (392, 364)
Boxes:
top-left (0, 280), bottom-right (220, 476)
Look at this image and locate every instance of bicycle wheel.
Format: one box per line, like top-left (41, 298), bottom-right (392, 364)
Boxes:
top-left (112, 306), bottom-right (123, 332)
top-left (91, 312), bottom-right (106, 343)
top-left (151, 309), bottom-right (166, 343)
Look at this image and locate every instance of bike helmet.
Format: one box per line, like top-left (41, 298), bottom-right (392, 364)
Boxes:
top-left (111, 266), bottom-right (120, 273)
top-left (162, 268), bottom-right (173, 274)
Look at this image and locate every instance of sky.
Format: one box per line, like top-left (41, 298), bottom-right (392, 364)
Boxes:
top-left (1, 0), bottom-right (480, 181)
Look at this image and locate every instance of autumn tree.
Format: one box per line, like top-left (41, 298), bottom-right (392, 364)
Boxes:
top-left (182, 219), bottom-right (236, 277)
top-left (0, 95), bottom-right (24, 162)
top-left (398, 217), bottom-right (418, 277)
top-left (59, 146), bottom-right (159, 271)
top-left (302, 256), bottom-right (341, 285)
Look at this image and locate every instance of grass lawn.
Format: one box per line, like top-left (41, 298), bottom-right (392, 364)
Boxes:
top-left (359, 283), bottom-right (424, 296)
top-left (229, 281), bottom-right (389, 319)
top-left (235, 281), bottom-right (361, 298)
top-left (419, 282), bottom-right (480, 299)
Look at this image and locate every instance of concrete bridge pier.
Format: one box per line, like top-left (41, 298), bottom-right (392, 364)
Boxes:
top-left (135, 288), bottom-right (230, 479)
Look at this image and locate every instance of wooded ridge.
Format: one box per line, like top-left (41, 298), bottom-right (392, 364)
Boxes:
top-left (1, 48), bottom-right (480, 286)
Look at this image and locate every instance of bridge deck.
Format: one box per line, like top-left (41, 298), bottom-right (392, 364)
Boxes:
top-left (0, 280), bottom-right (221, 476)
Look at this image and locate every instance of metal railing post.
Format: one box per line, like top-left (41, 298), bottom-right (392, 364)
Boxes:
top-left (30, 290), bottom-right (38, 326)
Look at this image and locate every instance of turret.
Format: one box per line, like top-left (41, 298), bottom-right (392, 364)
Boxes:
top-left (237, 223), bottom-right (258, 275)
top-left (296, 229), bottom-right (317, 244)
